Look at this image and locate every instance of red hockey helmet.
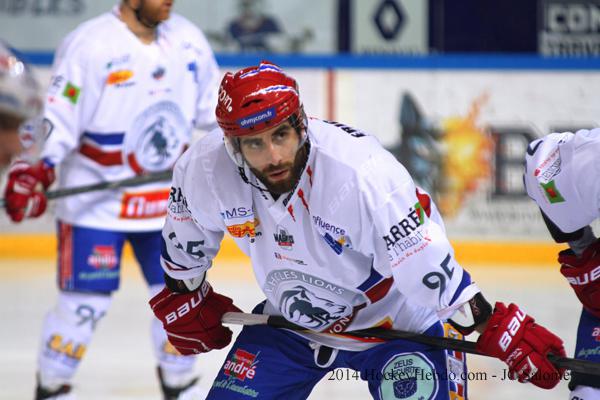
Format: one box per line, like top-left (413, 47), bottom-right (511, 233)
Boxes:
top-left (216, 61), bottom-right (304, 138)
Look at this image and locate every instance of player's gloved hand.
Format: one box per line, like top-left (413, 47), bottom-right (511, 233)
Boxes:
top-left (4, 159), bottom-right (55, 222)
top-left (476, 302), bottom-right (566, 389)
top-left (559, 240), bottom-right (600, 319)
top-left (149, 280), bottom-right (241, 355)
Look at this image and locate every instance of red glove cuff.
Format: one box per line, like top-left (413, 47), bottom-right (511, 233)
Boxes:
top-left (559, 241), bottom-right (600, 318)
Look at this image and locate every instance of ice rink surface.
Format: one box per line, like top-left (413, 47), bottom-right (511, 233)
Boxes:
top-left (0, 258), bottom-right (581, 400)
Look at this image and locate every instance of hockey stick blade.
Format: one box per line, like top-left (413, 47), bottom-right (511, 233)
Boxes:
top-left (0, 170), bottom-right (173, 208)
top-left (222, 312), bottom-right (600, 376)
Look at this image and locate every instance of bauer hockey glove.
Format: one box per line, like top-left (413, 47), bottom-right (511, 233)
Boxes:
top-left (476, 302), bottom-right (566, 389)
top-left (3, 159), bottom-right (55, 222)
top-left (558, 240), bottom-right (600, 319)
top-left (149, 280), bottom-right (241, 355)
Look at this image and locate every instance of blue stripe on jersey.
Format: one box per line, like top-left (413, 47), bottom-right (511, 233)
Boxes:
top-left (449, 270), bottom-right (472, 306)
top-left (82, 131), bottom-right (125, 145)
top-left (357, 264), bottom-right (384, 292)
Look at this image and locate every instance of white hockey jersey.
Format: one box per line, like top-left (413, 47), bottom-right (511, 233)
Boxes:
top-left (524, 128), bottom-right (600, 233)
top-left (162, 119), bottom-right (480, 350)
top-left (41, 6), bottom-right (220, 231)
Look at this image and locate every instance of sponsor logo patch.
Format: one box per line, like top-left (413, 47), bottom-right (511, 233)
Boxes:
top-left (274, 252), bottom-right (306, 265)
top-left (383, 202), bottom-right (426, 251)
top-left (119, 189), bottom-right (170, 219)
top-left (223, 349), bottom-right (258, 381)
top-left (540, 180), bottom-right (565, 204)
top-left (221, 206), bottom-right (254, 220)
top-left (62, 81), bottom-right (80, 104)
top-left (379, 353), bottom-right (438, 400)
top-left (238, 107), bottom-right (275, 128)
top-left (227, 219), bottom-right (260, 239)
top-left (273, 225), bottom-right (294, 250)
top-left (47, 334), bottom-right (87, 361)
top-left (106, 70), bottom-right (134, 86)
top-left (87, 245), bottom-right (118, 269)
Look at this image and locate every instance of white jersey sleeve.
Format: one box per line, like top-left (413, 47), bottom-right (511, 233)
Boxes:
top-left (160, 142), bottom-right (224, 280)
top-left (359, 156), bottom-right (479, 319)
top-left (524, 129), bottom-right (600, 233)
top-left (41, 29), bottom-right (104, 166)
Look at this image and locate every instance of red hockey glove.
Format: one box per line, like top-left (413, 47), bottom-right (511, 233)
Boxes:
top-left (4, 159), bottom-right (55, 222)
top-left (476, 302), bottom-right (566, 389)
top-left (149, 280), bottom-right (241, 355)
top-left (559, 240), bottom-right (600, 319)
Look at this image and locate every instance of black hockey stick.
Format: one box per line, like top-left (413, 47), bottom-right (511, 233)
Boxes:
top-left (0, 170), bottom-right (173, 208)
top-left (222, 312), bottom-right (600, 376)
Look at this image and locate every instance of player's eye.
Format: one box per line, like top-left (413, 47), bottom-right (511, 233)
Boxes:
top-left (241, 139), bottom-right (263, 150)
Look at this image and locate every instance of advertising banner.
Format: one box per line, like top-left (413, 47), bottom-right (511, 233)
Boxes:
top-left (539, 0), bottom-right (600, 56)
top-left (0, 0), bottom-right (336, 53)
top-left (351, 0), bottom-right (428, 54)
top-left (333, 68), bottom-right (600, 239)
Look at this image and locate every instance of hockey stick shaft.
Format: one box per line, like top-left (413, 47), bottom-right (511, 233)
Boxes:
top-left (222, 312), bottom-right (600, 376)
top-left (0, 170), bottom-right (173, 208)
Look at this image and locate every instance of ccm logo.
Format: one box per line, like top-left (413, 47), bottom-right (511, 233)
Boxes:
top-left (566, 265), bottom-right (600, 285)
top-left (165, 291), bottom-right (203, 325)
top-left (499, 309), bottom-right (526, 352)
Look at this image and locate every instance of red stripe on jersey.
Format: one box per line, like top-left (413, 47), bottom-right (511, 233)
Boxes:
top-left (59, 222), bottom-right (73, 290)
top-left (306, 165), bottom-right (313, 186)
top-left (365, 277), bottom-right (394, 303)
top-left (298, 188), bottom-right (309, 213)
top-left (79, 143), bottom-right (122, 166)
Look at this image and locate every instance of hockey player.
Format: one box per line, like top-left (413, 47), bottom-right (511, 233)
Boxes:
top-left (524, 129), bottom-right (600, 400)
top-left (2, 1), bottom-right (220, 399)
top-left (0, 42), bottom-right (41, 170)
top-left (149, 61), bottom-right (567, 399)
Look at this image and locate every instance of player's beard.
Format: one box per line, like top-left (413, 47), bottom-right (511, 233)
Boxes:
top-left (250, 143), bottom-right (308, 195)
top-left (137, 1), bottom-right (172, 27)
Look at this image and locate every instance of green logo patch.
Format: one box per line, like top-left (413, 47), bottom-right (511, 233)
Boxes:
top-left (541, 180), bottom-right (565, 204)
top-left (62, 82), bottom-right (81, 104)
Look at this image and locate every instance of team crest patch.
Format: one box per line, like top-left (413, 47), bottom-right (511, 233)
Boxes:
top-left (379, 353), bottom-right (438, 400)
top-left (124, 101), bottom-right (188, 174)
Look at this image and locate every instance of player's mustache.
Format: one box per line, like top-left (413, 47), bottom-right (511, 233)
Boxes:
top-left (263, 162), bottom-right (293, 174)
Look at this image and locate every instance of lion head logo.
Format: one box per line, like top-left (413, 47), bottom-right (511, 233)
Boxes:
top-left (279, 285), bottom-right (349, 329)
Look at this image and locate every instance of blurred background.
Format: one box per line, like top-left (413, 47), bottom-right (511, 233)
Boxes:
top-left (1, 0), bottom-right (599, 399)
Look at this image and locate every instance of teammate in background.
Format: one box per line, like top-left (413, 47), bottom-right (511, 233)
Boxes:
top-left (2, 1), bottom-right (220, 399)
top-left (149, 61), bottom-right (567, 399)
top-left (524, 129), bottom-right (600, 400)
top-left (0, 42), bottom-right (41, 171)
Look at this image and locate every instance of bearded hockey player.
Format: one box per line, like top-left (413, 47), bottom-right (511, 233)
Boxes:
top-left (150, 61), bottom-right (567, 399)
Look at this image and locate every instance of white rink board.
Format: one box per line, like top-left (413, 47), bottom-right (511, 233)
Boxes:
top-left (0, 258), bottom-right (580, 400)
top-left (13, 65), bottom-right (600, 242)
